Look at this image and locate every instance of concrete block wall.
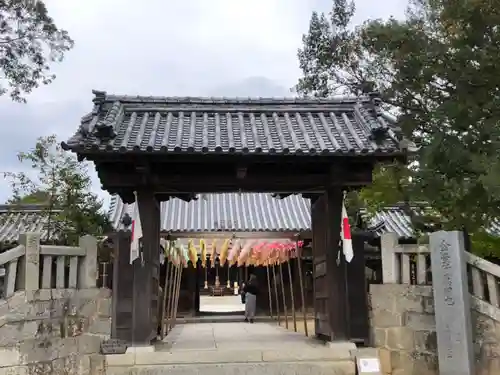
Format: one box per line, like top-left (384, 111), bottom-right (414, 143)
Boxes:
top-left (369, 284), bottom-right (500, 375)
top-left (0, 288), bottom-right (111, 375)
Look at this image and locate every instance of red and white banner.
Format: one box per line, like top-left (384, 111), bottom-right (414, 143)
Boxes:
top-left (341, 198), bottom-right (353, 263)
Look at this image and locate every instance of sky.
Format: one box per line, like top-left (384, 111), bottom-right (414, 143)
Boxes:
top-left (0, 0), bottom-right (407, 210)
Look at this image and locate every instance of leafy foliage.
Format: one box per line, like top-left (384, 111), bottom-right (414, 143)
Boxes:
top-left (0, 0), bottom-right (74, 102)
top-left (5, 135), bottom-right (112, 245)
top-left (8, 190), bottom-right (50, 204)
top-left (296, 0), bottom-right (500, 255)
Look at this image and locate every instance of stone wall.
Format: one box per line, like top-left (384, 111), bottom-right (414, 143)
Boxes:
top-left (370, 284), bottom-right (500, 375)
top-left (0, 288), bottom-right (111, 375)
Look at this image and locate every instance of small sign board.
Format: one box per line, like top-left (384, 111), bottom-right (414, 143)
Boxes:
top-left (356, 357), bottom-right (381, 374)
top-left (100, 339), bottom-right (128, 355)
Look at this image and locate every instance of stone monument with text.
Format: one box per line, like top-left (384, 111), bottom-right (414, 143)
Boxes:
top-left (429, 230), bottom-right (475, 375)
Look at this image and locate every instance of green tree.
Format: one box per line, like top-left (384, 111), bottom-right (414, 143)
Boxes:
top-left (0, 0), bottom-right (74, 102)
top-left (8, 190), bottom-right (50, 204)
top-left (296, 0), bottom-right (500, 256)
top-left (5, 135), bottom-right (112, 245)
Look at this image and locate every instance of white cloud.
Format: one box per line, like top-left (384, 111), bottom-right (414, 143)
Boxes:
top-left (0, 0), bottom-right (408, 206)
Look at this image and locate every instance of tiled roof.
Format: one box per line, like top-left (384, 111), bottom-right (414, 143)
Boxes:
top-left (62, 90), bottom-right (406, 156)
top-left (488, 221), bottom-right (500, 237)
top-left (109, 193), bottom-right (311, 232)
top-left (363, 206), bottom-right (418, 238)
top-left (0, 204), bottom-right (63, 243)
top-left (363, 206), bottom-right (500, 238)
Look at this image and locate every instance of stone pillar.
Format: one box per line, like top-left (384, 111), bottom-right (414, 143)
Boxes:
top-left (381, 232), bottom-right (399, 284)
top-left (429, 231), bottom-right (475, 375)
top-left (79, 235), bottom-right (98, 288)
top-left (18, 232), bottom-right (41, 292)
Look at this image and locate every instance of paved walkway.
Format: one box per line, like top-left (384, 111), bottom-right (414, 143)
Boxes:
top-left (159, 322), bottom-right (325, 352)
top-left (106, 323), bottom-right (357, 374)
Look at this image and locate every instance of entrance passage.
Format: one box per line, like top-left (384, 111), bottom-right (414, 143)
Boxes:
top-left (155, 322), bottom-right (355, 363)
top-left (158, 322), bottom-right (318, 352)
top-left (104, 322), bottom-right (358, 374)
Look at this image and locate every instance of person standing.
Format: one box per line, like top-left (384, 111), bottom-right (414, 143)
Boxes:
top-left (242, 274), bottom-right (259, 323)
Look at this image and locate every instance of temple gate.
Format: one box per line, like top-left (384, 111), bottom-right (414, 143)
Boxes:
top-left (62, 91), bottom-right (408, 346)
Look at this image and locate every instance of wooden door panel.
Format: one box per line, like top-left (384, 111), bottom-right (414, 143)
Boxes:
top-left (311, 195), bottom-right (331, 338)
top-left (112, 231), bottom-right (134, 344)
top-left (347, 234), bottom-right (370, 344)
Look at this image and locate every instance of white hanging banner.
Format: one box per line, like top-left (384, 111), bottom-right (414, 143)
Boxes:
top-left (130, 193), bottom-right (142, 265)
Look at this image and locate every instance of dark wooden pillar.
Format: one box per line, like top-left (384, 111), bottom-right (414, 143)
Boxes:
top-left (347, 233), bottom-right (369, 344)
top-left (111, 231), bottom-right (134, 343)
top-left (185, 261), bottom-right (197, 315)
top-left (132, 189), bottom-right (161, 345)
top-left (311, 188), bottom-right (349, 341)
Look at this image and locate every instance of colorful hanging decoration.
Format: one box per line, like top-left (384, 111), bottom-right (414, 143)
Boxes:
top-left (264, 242), bottom-right (279, 265)
top-left (179, 243), bottom-right (189, 267)
top-left (278, 243), bottom-right (290, 264)
top-left (251, 241), bottom-right (268, 266)
top-left (160, 237), bottom-right (304, 268)
top-left (187, 239), bottom-right (197, 265)
top-left (238, 240), bottom-right (256, 266)
top-left (171, 243), bottom-right (180, 266)
top-left (291, 240), bottom-right (304, 259)
top-left (227, 239), bottom-right (241, 266)
top-left (163, 239), bottom-right (176, 265)
top-left (200, 239), bottom-right (207, 268)
top-left (210, 239), bottom-right (218, 267)
top-left (219, 239), bottom-right (231, 265)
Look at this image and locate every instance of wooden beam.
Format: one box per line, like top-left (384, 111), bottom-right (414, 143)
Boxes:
top-left (82, 151), bottom-right (402, 166)
top-left (100, 172), bottom-right (330, 186)
top-left (112, 186), bottom-right (328, 195)
top-left (98, 170), bottom-right (372, 193)
top-left (165, 231), bottom-right (311, 240)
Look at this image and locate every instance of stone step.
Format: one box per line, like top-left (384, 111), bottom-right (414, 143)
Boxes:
top-left (109, 346), bottom-right (353, 364)
top-left (102, 345), bottom-right (357, 375)
top-left (105, 360), bottom-right (355, 375)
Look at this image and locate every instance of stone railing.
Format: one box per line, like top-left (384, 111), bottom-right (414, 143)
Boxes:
top-left (0, 233), bottom-right (108, 375)
top-left (380, 232), bottom-right (432, 285)
top-left (468, 251), bottom-right (500, 310)
top-left (381, 232), bottom-right (500, 309)
top-left (0, 232), bottom-right (97, 300)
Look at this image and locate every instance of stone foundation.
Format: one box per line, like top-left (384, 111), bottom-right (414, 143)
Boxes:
top-left (369, 284), bottom-right (500, 375)
top-left (0, 288), bottom-right (111, 375)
